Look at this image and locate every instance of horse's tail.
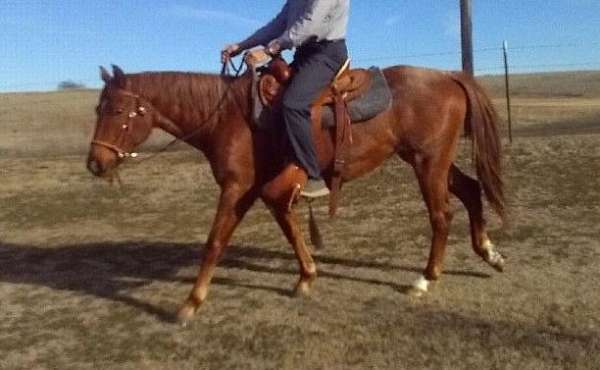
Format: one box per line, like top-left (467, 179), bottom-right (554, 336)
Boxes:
top-left (451, 72), bottom-right (506, 222)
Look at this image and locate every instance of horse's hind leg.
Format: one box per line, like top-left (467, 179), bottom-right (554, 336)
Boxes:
top-left (270, 207), bottom-right (317, 296)
top-left (410, 156), bottom-right (454, 296)
top-left (448, 164), bottom-right (505, 271)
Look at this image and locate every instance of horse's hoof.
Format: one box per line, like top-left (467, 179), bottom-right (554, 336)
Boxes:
top-left (294, 278), bottom-right (313, 297)
top-left (483, 239), bottom-right (506, 272)
top-left (485, 250), bottom-right (506, 272)
top-left (176, 302), bottom-right (199, 326)
top-left (407, 276), bottom-right (431, 297)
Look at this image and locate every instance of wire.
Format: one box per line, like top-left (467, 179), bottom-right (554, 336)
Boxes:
top-left (1, 41), bottom-right (598, 93)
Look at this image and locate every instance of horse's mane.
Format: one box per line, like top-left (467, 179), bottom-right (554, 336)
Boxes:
top-left (126, 71), bottom-right (251, 132)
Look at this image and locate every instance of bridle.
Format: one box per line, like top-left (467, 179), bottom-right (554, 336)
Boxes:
top-left (91, 58), bottom-right (246, 163)
top-left (91, 140), bottom-right (139, 159)
top-left (91, 89), bottom-right (147, 159)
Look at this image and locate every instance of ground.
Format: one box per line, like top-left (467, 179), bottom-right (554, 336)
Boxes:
top-left (2, 130), bottom-right (600, 369)
top-left (1, 73), bottom-right (600, 369)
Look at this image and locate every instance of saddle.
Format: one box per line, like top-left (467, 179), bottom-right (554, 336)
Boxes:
top-left (257, 57), bottom-right (372, 110)
top-left (251, 55), bottom-right (387, 216)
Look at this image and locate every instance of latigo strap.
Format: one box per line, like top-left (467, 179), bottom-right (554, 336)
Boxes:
top-left (328, 92), bottom-right (352, 217)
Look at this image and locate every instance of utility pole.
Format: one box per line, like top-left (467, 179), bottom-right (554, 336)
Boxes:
top-left (503, 40), bottom-right (513, 143)
top-left (460, 0), bottom-right (474, 75)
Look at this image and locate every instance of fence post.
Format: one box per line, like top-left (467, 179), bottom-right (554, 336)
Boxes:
top-left (503, 40), bottom-right (513, 143)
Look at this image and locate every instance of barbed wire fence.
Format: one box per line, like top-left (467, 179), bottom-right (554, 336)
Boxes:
top-left (1, 41), bottom-right (599, 94)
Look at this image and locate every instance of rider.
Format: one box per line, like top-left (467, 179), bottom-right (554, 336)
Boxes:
top-left (222, 0), bottom-right (350, 198)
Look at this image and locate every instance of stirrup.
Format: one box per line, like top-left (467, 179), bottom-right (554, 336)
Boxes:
top-left (301, 180), bottom-right (330, 198)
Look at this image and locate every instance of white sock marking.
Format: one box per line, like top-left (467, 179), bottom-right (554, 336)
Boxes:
top-left (413, 275), bottom-right (430, 292)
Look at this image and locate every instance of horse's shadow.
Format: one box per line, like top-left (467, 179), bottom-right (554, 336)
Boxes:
top-left (0, 241), bottom-right (489, 322)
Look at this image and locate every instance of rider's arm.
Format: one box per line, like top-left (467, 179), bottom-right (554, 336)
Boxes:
top-left (275, 0), bottom-right (346, 50)
top-left (238, 2), bottom-right (289, 50)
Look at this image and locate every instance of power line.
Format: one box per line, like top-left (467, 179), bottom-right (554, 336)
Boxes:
top-left (507, 41), bottom-right (600, 51)
top-left (1, 41), bottom-right (598, 92)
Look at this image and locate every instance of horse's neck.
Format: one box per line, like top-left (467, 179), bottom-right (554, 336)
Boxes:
top-left (130, 72), bottom-right (250, 150)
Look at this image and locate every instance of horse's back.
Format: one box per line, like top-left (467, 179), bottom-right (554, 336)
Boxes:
top-left (382, 65), bottom-right (466, 99)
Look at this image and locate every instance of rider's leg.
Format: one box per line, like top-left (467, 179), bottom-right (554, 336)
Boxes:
top-left (281, 41), bottom-right (348, 192)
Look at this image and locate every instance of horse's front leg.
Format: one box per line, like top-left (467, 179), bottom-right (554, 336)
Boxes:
top-left (269, 207), bottom-right (317, 296)
top-left (177, 185), bottom-right (256, 323)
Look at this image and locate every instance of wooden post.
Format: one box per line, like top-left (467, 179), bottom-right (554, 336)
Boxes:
top-left (460, 0), bottom-right (474, 75)
top-left (503, 40), bottom-right (513, 143)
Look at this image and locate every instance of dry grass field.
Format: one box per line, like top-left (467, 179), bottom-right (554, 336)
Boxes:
top-left (1, 70), bottom-right (600, 369)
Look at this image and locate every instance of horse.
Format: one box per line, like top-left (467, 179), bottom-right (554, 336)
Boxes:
top-left (87, 63), bottom-right (506, 323)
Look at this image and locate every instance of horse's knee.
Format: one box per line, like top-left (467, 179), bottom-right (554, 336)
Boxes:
top-left (430, 210), bottom-right (451, 233)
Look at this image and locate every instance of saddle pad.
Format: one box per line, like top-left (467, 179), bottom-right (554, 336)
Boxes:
top-left (320, 67), bottom-right (392, 128)
top-left (251, 66), bottom-right (392, 131)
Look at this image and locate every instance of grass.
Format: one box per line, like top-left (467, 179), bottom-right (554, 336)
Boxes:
top-left (2, 134), bottom-right (600, 369)
top-left (2, 70), bottom-right (600, 369)
top-left (479, 70), bottom-right (600, 98)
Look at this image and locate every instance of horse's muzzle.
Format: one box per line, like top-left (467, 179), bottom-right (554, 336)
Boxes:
top-left (87, 158), bottom-right (103, 177)
top-left (87, 144), bottom-right (120, 177)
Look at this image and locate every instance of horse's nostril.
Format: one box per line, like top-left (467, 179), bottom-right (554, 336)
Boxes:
top-left (87, 159), bottom-right (101, 175)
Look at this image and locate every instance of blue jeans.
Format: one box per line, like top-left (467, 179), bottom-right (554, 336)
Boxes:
top-left (282, 40), bottom-right (348, 179)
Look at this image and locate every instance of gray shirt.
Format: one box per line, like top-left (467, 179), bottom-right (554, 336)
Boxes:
top-left (239, 0), bottom-right (349, 50)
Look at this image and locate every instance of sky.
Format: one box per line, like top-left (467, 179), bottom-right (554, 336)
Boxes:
top-left (1, 0), bottom-right (599, 92)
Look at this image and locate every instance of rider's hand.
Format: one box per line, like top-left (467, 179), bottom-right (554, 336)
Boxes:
top-left (221, 44), bottom-right (241, 63)
top-left (266, 40), bottom-right (282, 56)
top-left (244, 49), bottom-right (270, 67)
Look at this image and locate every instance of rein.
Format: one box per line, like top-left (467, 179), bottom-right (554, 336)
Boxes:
top-left (135, 58), bottom-right (245, 164)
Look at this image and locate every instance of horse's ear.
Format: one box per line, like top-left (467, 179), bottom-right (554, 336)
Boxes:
top-left (111, 64), bottom-right (126, 88)
top-left (100, 66), bottom-right (111, 83)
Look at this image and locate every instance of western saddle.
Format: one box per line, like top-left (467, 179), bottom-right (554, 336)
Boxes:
top-left (249, 52), bottom-right (372, 216)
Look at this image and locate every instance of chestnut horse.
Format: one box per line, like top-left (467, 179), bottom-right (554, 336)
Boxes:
top-left (87, 64), bottom-right (506, 322)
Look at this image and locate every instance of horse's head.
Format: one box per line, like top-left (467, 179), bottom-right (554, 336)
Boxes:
top-left (87, 65), bottom-right (155, 177)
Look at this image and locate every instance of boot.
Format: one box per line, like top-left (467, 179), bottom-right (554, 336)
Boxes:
top-left (301, 179), bottom-right (330, 198)
top-left (261, 163), bottom-right (308, 212)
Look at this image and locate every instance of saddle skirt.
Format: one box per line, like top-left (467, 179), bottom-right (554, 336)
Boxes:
top-left (251, 58), bottom-right (392, 130)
